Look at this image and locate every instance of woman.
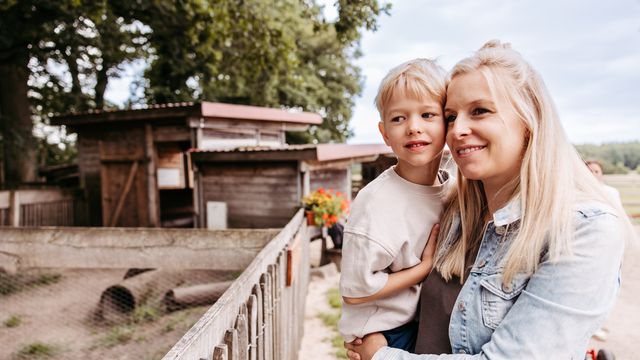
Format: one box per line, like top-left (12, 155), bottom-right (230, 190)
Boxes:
top-left (345, 40), bottom-right (633, 359)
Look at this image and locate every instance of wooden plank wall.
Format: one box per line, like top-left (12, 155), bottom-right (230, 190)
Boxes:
top-left (200, 162), bottom-right (300, 228)
top-left (77, 130), bottom-right (103, 225)
top-left (0, 189), bottom-right (78, 227)
top-left (162, 210), bottom-right (310, 360)
top-left (310, 168), bottom-right (351, 200)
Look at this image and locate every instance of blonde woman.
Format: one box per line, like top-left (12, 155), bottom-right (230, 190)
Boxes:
top-left (345, 41), bottom-right (633, 360)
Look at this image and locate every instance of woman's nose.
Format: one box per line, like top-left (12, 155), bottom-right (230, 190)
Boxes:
top-left (449, 115), bottom-right (471, 138)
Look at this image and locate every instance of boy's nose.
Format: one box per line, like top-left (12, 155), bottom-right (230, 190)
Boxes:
top-left (407, 117), bottom-right (423, 135)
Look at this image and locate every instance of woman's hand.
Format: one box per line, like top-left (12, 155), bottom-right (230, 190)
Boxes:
top-left (420, 223), bottom-right (440, 270)
top-left (344, 333), bottom-right (388, 360)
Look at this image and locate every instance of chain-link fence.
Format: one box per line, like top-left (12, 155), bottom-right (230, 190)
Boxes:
top-left (1, 268), bottom-right (238, 360)
top-left (0, 226), bottom-right (280, 360)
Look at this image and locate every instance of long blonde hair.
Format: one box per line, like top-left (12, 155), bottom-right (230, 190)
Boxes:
top-left (436, 40), bottom-right (633, 284)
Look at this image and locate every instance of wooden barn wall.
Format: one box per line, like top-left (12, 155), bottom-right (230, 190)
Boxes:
top-left (309, 168), bottom-right (351, 200)
top-left (77, 130), bottom-right (103, 226)
top-left (199, 162), bottom-right (300, 228)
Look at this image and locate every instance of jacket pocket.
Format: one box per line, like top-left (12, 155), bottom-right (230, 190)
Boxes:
top-left (480, 273), bottom-right (529, 329)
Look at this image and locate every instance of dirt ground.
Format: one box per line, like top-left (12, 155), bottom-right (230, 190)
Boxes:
top-left (0, 268), bottom-right (209, 360)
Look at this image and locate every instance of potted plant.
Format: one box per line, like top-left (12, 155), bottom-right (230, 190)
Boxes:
top-left (301, 188), bottom-right (349, 227)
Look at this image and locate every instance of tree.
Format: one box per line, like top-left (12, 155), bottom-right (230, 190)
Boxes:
top-left (0, 0), bottom-right (390, 185)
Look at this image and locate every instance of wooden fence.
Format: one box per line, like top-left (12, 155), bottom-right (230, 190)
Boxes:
top-left (162, 209), bottom-right (310, 360)
top-left (0, 189), bottom-right (80, 226)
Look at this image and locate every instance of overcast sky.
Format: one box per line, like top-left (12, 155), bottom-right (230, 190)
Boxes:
top-left (333, 0), bottom-right (640, 145)
top-left (106, 0), bottom-right (640, 145)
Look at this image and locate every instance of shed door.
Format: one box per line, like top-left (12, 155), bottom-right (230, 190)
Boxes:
top-left (99, 139), bottom-right (150, 227)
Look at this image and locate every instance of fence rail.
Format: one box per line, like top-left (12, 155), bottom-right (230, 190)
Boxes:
top-left (162, 209), bottom-right (310, 360)
top-left (0, 189), bottom-right (81, 226)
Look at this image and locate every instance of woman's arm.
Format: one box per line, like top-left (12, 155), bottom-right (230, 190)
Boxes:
top-left (344, 225), bottom-right (439, 305)
top-left (347, 210), bottom-right (625, 360)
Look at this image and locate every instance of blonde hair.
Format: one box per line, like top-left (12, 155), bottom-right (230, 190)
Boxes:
top-left (375, 58), bottom-right (447, 116)
top-left (436, 40), bottom-right (633, 284)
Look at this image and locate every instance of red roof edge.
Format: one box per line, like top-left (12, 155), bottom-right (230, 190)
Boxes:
top-left (315, 143), bottom-right (393, 162)
top-left (201, 102), bottom-right (322, 125)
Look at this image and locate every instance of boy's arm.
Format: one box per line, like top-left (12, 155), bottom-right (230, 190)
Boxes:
top-left (343, 224), bottom-right (439, 305)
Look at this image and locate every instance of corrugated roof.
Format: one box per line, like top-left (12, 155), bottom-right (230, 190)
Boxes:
top-left (190, 143), bottom-right (392, 162)
top-left (50, 101), bottom-right (322, 126)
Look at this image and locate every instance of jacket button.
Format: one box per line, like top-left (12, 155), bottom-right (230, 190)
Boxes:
top-left (458, 349), bottom-right (467, 354)
top-left (502, 283), bottom-right (513, 293)
top-left (458, 302), bottom-right (465, 311)
top-left (477, 259), bottom-right (486, 268)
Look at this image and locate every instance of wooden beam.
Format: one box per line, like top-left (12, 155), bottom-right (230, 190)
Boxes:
top-left (0, 227), bottom-right (279, 270)
top-left (109, 161), bottom-right (139, 227)
top-left (145, 124), bottom-right (160, 227)
top-left (8, 191), bottom-right (20, 227)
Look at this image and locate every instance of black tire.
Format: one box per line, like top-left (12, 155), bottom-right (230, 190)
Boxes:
top-left (597, 349), bottom-right (615, 360)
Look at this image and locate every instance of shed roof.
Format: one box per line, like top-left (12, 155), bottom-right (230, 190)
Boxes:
top-left (190, 143), bottom-right (393, 163)
top-left (50, 102), bottom-right (323, 127)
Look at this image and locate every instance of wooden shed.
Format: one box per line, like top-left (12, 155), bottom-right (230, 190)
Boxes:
top-left (190, 144), bottom-right (392, 229)
top-left (51, 102), bottom-right (323, 227)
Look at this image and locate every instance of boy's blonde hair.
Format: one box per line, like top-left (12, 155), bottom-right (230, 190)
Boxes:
top-left (375, 58), bottom-right (447, 116)
top-left (436, 40), bottom-right (633, 284)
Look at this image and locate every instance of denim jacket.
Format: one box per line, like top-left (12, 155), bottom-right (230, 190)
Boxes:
top-left (373, 200), bottom-right (625, 360)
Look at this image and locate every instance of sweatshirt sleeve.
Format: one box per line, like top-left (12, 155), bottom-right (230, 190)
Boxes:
top-left (340, 230), bottom-right (396, 298)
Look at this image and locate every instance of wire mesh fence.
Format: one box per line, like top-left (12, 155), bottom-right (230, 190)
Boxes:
top-left (0, 225), bottom-right (285, 360)
top-left (0, 267), bottom-right (239, 360)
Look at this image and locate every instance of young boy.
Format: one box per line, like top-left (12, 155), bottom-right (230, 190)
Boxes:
top-left (338, 58), bottom-right (449, 352)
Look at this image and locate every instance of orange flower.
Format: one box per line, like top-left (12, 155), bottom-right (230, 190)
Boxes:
top-left (322, 213), bottom-right (329, 220)
top-left (317, 187), bottom-right (325, 194)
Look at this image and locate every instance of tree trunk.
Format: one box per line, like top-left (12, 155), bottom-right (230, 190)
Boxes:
top-left (0, 49), bottom-right (38, 186)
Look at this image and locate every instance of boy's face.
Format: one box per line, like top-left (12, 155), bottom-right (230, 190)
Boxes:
top-left (378, 93), bottom-right (445, 171)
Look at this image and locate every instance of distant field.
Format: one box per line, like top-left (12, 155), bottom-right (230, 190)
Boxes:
top-left (604, 173), bottom-right (640, 222)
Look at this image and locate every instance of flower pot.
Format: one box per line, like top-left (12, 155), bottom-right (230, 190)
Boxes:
top-left (305, 210), bottom-right (316, 226)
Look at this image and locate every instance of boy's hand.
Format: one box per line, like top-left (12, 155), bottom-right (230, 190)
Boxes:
top-left (420, 223), bottom-right (440, 269)
top-left (345, 333), bottom-right (387, 360)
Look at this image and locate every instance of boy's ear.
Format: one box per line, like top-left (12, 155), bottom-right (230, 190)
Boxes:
top-left (378, 121), bottom-right (390, 146)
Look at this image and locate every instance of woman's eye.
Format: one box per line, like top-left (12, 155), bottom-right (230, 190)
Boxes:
top-left (445, 114), bottom-right (456, 123)
top-left (472, 108), bottom-right (490, 116)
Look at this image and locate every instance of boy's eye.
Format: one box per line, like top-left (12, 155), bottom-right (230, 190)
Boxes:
top-left (390, 116), bottom-right (405, 123)
top-left (421, 112), bottom-right (435, 119)
top-left (471, 108), bottom-right (490, 116)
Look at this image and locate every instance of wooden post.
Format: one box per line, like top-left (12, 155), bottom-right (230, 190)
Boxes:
top-left (145, 124), bottom-right (160, 227)
top-left (213, 344), bottom-right (228, 360)
top-left (8, 190), bottom-right (20, 226)
top-left (252, 284), bottom-right (264, 360)
top-left (260, 273), bottom-right (273, 360)
top-left (225, 328), bottom-right (239, 360)
top-left (236, 310), bottom-right (249, 360)
top-left (247, 295), bottom-right (258, 360)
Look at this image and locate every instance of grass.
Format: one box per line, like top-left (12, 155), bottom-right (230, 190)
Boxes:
top-left (0, 272), bottom-right (62, 296)
top-left (100, 325), bottom-right (135, 347)
top-left (4, 314), bottom-right (22, 328)
top-left (131, 305), bottom-right (160, 324)
top-left (317, 287), bottom-right (347, 359)
top-left (13, 342), bottom-right (59, 359)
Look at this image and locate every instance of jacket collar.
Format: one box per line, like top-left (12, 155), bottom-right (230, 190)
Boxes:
top-left (493, 195), bottom-right (522, 227)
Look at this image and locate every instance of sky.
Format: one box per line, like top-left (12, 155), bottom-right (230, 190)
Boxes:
top-left (106, 0), bottom-right (640, 145)
top-left (324, 0), bottom-right (640, 145)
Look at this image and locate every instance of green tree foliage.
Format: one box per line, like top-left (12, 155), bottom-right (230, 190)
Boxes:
top-left (576, 141), bottom-right (640, 174)
top-left (0, 0), bottom-right (390, 183)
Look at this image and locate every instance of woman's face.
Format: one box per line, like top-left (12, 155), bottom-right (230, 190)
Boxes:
top-left (444, 70), bottom-right (527, 190)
